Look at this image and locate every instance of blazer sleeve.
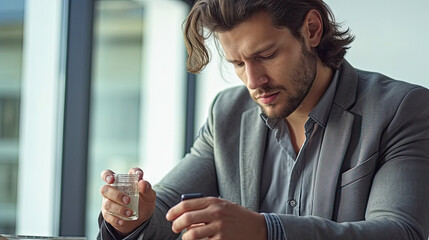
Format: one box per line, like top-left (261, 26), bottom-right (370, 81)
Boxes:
top-left (276, 87), bottom-right (429, 240)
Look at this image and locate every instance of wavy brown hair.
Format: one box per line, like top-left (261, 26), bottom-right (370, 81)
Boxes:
top-left (184, 0), bottom-right (354, 74)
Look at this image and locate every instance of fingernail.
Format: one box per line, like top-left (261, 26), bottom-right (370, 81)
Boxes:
top-left (118, 220), bottom-right (123, 226)
top-left (136, 171), bottom-right (143, 177)
top-left (125, 210), bottom-right (132, 217)
top-left (106, 175), bottom-right (113, 183)
top-left (122, 196), bottom-right (130, 204)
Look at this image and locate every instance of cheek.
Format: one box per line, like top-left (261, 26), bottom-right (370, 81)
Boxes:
top-left (266, 64), bottom-right (287, 84)
top-left (271, 57), bottom-right (299, 83)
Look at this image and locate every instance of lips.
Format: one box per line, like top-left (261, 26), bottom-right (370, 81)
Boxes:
top-left (258, 92), bottom-right (279, 104)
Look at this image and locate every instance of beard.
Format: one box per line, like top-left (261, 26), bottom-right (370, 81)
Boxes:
top-left (255, 44), bottom-right (317, 119)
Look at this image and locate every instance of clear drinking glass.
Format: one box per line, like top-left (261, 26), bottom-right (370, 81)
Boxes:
top-left (109, 174), bottom-right (139, 220)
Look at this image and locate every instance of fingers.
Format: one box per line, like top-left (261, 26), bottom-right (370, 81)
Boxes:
top-left (138, 180), bottom-right (157, 206)
top-left (101, 169), bottom-right (115, 184)
top-left (100, 184), bottom-right (130, 205)
top-left (100, 185), bottom-right (136, 227)
top-left (182, 223), bottom-right (216, 240)
top-left (128, 167), bottom-right (144, 180)
top-left (101, 207), bottom-right (126, 229)
top-left (166, 197), bottom-right (220, 221)
top-left (101, 204), bottom-right (135, 231)
top-left (166, 197), bottom-right (222, 234)
top-left (171, 209), bottom-right (210, 233)
top-left (101, 167), bottom-right (143, 184)
top-left (101, 197), bottom-right (134, 221)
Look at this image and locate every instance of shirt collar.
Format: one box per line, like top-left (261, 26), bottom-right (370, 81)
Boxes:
top-left (308, 69), bottom-right (340, 128)
top-left (260, 114), bottom-right (280, 131)
top-left (260, 69), bottom-right (340, 129)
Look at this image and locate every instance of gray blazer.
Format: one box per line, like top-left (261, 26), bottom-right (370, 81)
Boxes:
top-left (138, 60), bottom-right (429, 239)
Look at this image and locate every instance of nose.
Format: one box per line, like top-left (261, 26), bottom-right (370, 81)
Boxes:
top-left (245, 63), bottom-right (268, 90)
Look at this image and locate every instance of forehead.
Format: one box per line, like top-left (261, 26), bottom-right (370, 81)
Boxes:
top-left (217, 11), bottom-right (295, 59)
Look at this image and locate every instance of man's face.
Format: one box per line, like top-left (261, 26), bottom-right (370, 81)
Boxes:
top-left (218, 11), bottom-right (317, 119)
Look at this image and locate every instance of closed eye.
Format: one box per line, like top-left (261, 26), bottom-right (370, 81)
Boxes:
top-left (257, 50), bottom-right (277, 61)
top-left (232, 61), bottom-right (245, 68)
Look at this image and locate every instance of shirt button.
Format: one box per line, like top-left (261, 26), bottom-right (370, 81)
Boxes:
top-left (289, 199), bottom-right (297, 208)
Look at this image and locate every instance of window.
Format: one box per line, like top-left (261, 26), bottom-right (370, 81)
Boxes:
top-left (86, 1), bottom-right (189, 238)
top-left (0, 0), bottom-right (25, 234)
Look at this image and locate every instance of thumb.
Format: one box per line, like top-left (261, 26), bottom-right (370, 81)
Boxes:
top-left (138, 180), bottom-right (156, 205)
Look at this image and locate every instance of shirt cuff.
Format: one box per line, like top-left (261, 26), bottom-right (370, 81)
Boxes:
top-left (101, 218), bottom-right (150, 240)
top-left (261, 213), bottom-right (286, 240)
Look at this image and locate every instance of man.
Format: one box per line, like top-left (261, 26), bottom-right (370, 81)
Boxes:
top-left (98, 0), bottom-right (429, 239)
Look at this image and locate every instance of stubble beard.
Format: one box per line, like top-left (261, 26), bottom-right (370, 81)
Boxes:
top-left (258, 45), bottom-right (317, 119)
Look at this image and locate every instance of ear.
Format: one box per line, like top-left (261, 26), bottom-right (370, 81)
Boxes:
top-left (302, 9), bottom-right (323, 48)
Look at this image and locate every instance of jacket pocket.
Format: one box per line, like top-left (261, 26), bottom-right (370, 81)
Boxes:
top-left (334, 152), bottom-right (379, 222)
top-left (340, 152), bottom-right (378, 188)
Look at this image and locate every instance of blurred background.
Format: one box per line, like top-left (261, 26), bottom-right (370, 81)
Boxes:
top-left (0, 0), bottom-right (428, 239)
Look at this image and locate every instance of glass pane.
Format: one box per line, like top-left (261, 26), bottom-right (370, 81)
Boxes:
top-left (86, 1), bottom-right (143, 238)
top-left (0, 0), bottom-right (25, 234)
top-left (86, 0), bottom-right (189, 238)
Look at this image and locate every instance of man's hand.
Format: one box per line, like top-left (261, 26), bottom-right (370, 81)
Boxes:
top-left (166, 197), bottom-right (267, 240)
top-left (100, 167), bottom-right (156, 235)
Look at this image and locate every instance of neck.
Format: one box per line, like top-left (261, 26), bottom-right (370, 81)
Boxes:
top-left (286, 59), bottom-right (333, 124)
top-left (285, 60), bottom-right (333, 154)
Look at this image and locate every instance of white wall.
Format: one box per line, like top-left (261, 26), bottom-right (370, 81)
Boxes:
top-left (325, 0), bottom-right (429, 88)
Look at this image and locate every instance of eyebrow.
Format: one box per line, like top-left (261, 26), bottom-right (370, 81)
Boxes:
top-left (226, 43), bottom-right (277, 63)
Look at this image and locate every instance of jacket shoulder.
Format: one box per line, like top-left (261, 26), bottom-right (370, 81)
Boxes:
top-left (353, 69), bottom-right (429, 112)
top-left (211, 85), bottom-right (257, 114)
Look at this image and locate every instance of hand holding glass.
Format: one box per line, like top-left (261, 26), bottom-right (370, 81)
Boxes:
top-left (109, 174), bottom-right (139, 220)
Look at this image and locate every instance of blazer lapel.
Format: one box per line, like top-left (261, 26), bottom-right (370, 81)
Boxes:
top-left (312, 105), bottom-right (354, 218)
top-left (239, 107), bottom-right (268, 211)
top-left (312, 60), bottom-right (358, 218)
